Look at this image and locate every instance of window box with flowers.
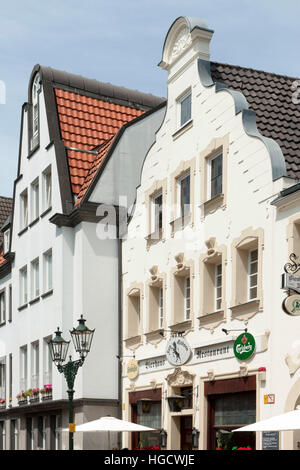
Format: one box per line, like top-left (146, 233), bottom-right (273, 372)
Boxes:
top-left (40, 384), bottom-right (52, 401)
top-left (0, 398), bottom-right (5, 409)
top-left (17, 390), bottom-right (28, 406)
top-left (29, 388), bottom-right (40, 404)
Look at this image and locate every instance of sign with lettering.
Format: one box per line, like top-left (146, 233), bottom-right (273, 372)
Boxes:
top-left (194, 341), bottom-right (233, 362)
top-left (282, 273), bottom-right (300, 293)
top-left (262, 431), bottom-right (279, 450)
top-left (233, 332), bottom-right (256, 361)
top-left (283, 294), bottom-right (300, 316)
top-left (127, 358), bottom-right (139, 380)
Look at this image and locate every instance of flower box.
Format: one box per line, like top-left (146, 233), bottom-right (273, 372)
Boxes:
top-left (29, 396), bottom-right (40, 404)
top-left (17, 398), bottom-right (28, 406)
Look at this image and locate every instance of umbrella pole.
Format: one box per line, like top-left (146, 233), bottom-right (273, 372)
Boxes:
top-left (108, 431), bottom-right (111, 450)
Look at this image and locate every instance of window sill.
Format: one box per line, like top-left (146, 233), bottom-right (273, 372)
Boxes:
top-left (18, 226), bottom-right (28, 237)
top-left (29, 217), bottom-right (40, 228)
top-left (18, 303), bottom-right (28, 312)
top-left (203, 193), bottom-right (224, 215)
top-left (172, 119), bottom-right (193, 141)
top-left (169, 320), bottom-right (192, 332)
top-left (29, 296), bottom-right (40, 306)
top-left (170, 213), bottom-right (191, 234)
top-left (145, 329), bottom-right (164, 345)
top-left (40, 206), bottom-right (52, 219)
top-left (198, 310), bottom-right (225, 331)
top-left (27, 143), bottom-right (40, 159)
top-left (229, 299), bottom-right (261, 321)
top-left (124, 335), bottom-right (142, 349)
top-left (41, 289), bottom-right (53, 299)
top-left (145, 229), bottom-right (164, 247)
top-left (0, 321), bottom-right (6, 328)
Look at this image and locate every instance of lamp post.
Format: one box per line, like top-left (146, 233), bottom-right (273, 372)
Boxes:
top-left (48, 315), bottom-right (95, 450)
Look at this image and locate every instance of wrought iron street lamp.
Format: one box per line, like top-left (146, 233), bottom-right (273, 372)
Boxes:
top-left (48, 315), bottom-right (95, 450)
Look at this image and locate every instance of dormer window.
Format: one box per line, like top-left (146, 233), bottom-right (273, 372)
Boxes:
top-left (31, 73), bottom-right (41, 151)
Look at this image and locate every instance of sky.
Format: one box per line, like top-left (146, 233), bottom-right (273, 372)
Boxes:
top-left (0, 0), bottom-right (299, 197)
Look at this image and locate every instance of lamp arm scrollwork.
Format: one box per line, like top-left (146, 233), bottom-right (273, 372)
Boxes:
top-left (284, 253), bottom-right (300, 274)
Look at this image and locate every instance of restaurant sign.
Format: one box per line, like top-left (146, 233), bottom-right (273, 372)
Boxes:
top-left (233, 332), bottom-right (256, 361)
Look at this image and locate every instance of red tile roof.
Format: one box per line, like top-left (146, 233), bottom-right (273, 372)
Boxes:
top-left (55, 89), bottom-right (145, 194)
top-left (0, 250), bottom-right (6, 267)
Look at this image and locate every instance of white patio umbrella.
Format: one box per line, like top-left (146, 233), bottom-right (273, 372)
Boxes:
top-left (63, 416), bottom-right (156, 449)
top-left (233, 409), bottom-right (300, 432)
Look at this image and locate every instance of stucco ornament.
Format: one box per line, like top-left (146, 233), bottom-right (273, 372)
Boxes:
top-left (166, 367), bottom-right (194, 387)
top-left (170, 27), bottom-right (192, 62)
top-left (285, 340), bottom-right (300, 375)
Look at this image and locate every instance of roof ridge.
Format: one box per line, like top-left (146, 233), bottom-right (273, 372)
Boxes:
top-left (212, 60), bottom-right (299, 82)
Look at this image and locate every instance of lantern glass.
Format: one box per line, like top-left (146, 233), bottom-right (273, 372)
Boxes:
top-left (48, 328), bottom-right (70, 364)
top-left (70, 315), bottom-right (95, 359)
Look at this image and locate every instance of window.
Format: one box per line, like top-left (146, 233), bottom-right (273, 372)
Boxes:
top-left (179, 91), bottom-right (191, 127)
top-left (31, 258), bottom-right (40, 299)
top-left (209, 153), bottom-right (223, 199)
top-left (37, 416), bottom-right (46, 450)
top-left (31, 73), bottom-right (41, 151)
top-left (42, 166), bottom-right (52, 211)
top-left (151, 192), bottom-right (163, 233)
top-left (0, 290), bottom-right (5, 324)
top-left (159, 287), bottom-right (164, 329)
top-left (177, 172), bottom-right (190, 217)
top-left (43, 337), bottom-right (52, 386)
top-left (248, 249), bottom-right (258, 300)
top-left (26, 417), bottom-right (33, 450)
top-left (19, 266), bottom-right (28, 306)
top-left (20, 345), bottom-right (27, 391)
top-left (8, 285), bottom-right (12, 322)
top-left (126, 287), bottom-right (142, 339)
top-left (30, 178), bottom-right (39, 222)
top-left (215, 264), bottom-right (222, 311)
top-left (147, 281), bottom-right (165, 333)
top-left (9, 354), bottom-right (12, 403)
top-left (20, 189), bottom-right (28, 230)
top-left (184, 276), bottom-right (191, 321)
top-left (43, 250), bottom-right (52, 293)
top-left (0, 421), bottom-right (5, 450)
top-left (3, 229), bottom-right (10, 254)
top-left (31, 342), bottom-right (39, 388)
top-left (0, 360), bottom-right (6, 402)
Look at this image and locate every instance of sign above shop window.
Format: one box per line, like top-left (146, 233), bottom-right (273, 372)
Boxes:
top-left (166, 336), bottom-right (191, 366)
top-left (233, 332), bottom-right (256, 361)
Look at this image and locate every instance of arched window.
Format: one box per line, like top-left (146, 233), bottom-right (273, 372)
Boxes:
top-left (31, 73), bottom-right (41, 150)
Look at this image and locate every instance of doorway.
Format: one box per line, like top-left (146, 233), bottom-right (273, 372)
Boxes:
top-left (180, 416), bottom-right (193, 450)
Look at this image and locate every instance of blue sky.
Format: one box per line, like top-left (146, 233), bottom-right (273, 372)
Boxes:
top-left (0, 0), bottom-right (299, 197)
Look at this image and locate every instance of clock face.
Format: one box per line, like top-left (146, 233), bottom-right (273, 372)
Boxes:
top-left (166, 337), bottom-right (191, 366)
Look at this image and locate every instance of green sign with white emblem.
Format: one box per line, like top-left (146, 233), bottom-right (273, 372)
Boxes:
top-left (234, 332), bottom-right (256, 361)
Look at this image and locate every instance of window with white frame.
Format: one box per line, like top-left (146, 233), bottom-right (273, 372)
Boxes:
top-left (31, 258), bottom-right (40, 300)
top-left (208, 153), bottom-right (223, 199)
top-left (215, 264), bottom-right (222, 311)
top-left (0, 360), bottom-right (5, 401)
top-left (179, 91), bottom-right (191, 127)
top-left (158, 287), bottom-right (164, 329)
top-left (43, 336), bottom-right (52, 386)
top-left (43, 249), bottom-right (52, 293)
top-left (151, 192), bottom-right (163, 234)
top-left (0, 290), bottom-right (5, 324)
top-left (3, 229), bottom-right (10, 254)
top-left (20, 345), bottom-right (27, 391)
top-left (31, 73), bottom-right (41, 151)
top-left (30, 178), bottom-right (39, 222)
top-left (31, 342), bottom-right (39, 389)
top-left (20, 189), bottom-right (28, 230)
top-left (42, 166), bottom-right (52, 211)
top-left (248, 249), bottom-right (258, 300)
top-left (10, 419), bottom-right (19, 451)
top-left (127, 288), bottom-right (141, 338)
top-left (177, 172), bottom-right (190, 217)
top-left (184, 276), bottom-right (191, 321)
top-left (0, 421), bottom-right (5, 450)
top-left (19, 266), bottom-right (28, 306)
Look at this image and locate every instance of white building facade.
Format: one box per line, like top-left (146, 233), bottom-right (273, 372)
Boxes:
top-left (120, 17), bottom-right (300, 450)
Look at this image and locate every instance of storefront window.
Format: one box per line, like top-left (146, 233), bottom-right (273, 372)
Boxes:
top-left (136, 402), bottom-right (161, 449)
top-left (215, 392), bottom-right (256, 426)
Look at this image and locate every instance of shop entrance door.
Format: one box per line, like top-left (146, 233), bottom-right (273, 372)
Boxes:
top-left (180, 416), bottom-right (192, 450)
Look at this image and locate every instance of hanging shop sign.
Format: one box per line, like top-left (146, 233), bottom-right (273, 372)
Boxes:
top-left (127, 358), bottom-right (139, 380)
top-left (233, 332), bottom-right (256, 361)
top-left (166, 336), bottom-right (191, 366)
top-left (282, 294), bottom-right (300, 316)
top-left (281, 273), bottom-right (300, 293)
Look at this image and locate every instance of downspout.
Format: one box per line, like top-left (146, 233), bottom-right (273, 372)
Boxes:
top-left (117, 220), bottom-right (123, 450)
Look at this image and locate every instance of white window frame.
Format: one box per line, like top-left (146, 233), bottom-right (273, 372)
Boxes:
top-left (3, 229), bottom-right (10, 254)
top-left (31, 73), bottom-right (41, 150)
top-left (158, 287), bottom-right (164, 329)
top-left (43, 249), bottom-right (53, 293)
top-left (31, 342), bottom-right (39, 389)
top-left (19, 266), bottom-right (28, 306)
top-left (177, 172), bottom-right (191, 217)
top-left (207, 152), bottom-right (223, 200)
top-left (151, 192), bottom-right (163, 233)
top-left (30, 178), bottom-right (39, 222)
top-left (178, 90), bottom-right (192, 128)
top-left (43, 336), bottom-right (52, 386)
top-left (20, 346), bottom-right (27, 391)
top-left (30, 258), bottom-right (40, 300)
top-left (184, 276), bottom-right (191, 321)
top-left (42, 166), bottom-right (52, 212)
top-left (0, 360), bottom-right (5, 400)
top-left (20, 189), bottom-right (28, 230)
top-left (248, 248), bottom-right (258, 300)
top-left (215, 264), bottom-right (222, 311)
top-left (0, 290), bottom-right (5, 324)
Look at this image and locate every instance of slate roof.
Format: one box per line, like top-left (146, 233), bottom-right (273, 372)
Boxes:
top-left (211, 62), bottom-right (300, 179)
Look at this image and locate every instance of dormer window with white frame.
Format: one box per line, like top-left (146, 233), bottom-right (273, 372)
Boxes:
top-left (31, 73), bottom-right (41, 151)
top-left (3, 229), bottom-right (10, 254)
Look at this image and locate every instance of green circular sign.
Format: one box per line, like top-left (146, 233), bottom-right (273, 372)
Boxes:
top-left (234, 333), bottom-right (256, 361)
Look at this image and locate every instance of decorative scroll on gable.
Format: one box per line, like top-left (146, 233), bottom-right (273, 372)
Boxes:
top-left (170, 27), bottom-right (192, 62)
